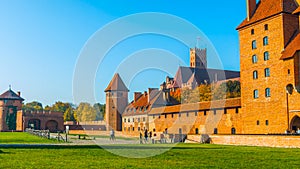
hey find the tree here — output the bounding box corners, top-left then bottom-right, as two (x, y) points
(93, 103), (105, 121)
(64, 107), (76, 122)
(75, 103), (96, 122)
(22, 101), (43, 111)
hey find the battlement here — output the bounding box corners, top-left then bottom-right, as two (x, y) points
(23, 110), (63, 117)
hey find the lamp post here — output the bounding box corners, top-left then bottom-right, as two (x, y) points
(286, 84), (294, 132)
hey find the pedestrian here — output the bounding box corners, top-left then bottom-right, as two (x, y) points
(149, 131), (153, 144)
(110, 129), (115, 141)
(139, 132), (143, 144)
(144, 129), (148, 142)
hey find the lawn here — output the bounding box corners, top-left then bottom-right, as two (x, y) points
(1, 144), (300, 168)
(0, 132), (59, 144)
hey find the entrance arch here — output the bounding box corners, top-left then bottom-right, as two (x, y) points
(45, 120), (58, 132)
(291, 116), (300, 132)
(28, 119), (41, 130)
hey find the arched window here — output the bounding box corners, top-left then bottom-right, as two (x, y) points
(265, 68), (270, 77)
(265, 88), (271, 97)
(252, 40), (257, 49)
(253, 71), (258, 79)
(251, 29), (255, 35)
(254, 89), (259, 99)
(264, 51), (269, 61)
(263, 36), (269, 46)
(252, 55), (258, 63)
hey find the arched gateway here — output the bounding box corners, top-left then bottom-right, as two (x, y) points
(291, 116), (300, 132)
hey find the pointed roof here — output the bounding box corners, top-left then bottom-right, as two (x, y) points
(104, 73), (129, 92)
(281, 33), (300, 60)
(293, 6), (300, 14)
(237, 0), (298, 30)
(0, 89), (24, 101)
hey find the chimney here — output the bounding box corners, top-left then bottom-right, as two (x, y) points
(17, 91), (21, 96)
(247, 0), (256, 21)
(134, 92), (142, 102)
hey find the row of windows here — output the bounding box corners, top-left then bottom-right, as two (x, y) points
(251, 24), (269, 35)
(124, 117), (146, 123)
(123, 126), (147, 132)
(153, 108), (239, 119)
(254, 88), (271, 99)
(253, 68), (270, 79)
(257, 120), (269, 126)
(252, 36), (268, 49)
(252, 51), (269, 63)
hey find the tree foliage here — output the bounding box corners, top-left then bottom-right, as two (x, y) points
(22, 101), (43, 111)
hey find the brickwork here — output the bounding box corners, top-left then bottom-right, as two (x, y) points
(238, 1), (300, 134)
(188, 135), (300, 148)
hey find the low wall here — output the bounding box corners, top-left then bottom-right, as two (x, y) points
(187, 135), (300, 148)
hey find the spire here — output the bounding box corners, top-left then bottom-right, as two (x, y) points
(9, 85), (11, 90)
(105, 73), (129, 92)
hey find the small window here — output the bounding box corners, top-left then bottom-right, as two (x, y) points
(251, 29), (255, 35)
(252, 40), (257, 49)
(186, 112), (189, 117)
(214, 110), (217, 115)
(264, 51), (269, 61)
(288, 69), (291, 75)
(124, 118), (126, 123)
(253, 71), (258, 79)
(165, 114), (167, 118)
(132, 127), (134, 131)
(172, 114), (174, 118)
(214, 128), (218, 134)
(266, 120), (269, 126)
(236, 108), (239, 114)
(138, 127), (140, 131)
(204, 111), (207, 116)
(159, 115), (161, 119)
(254, 90), (259, 99)
(132, 118), (135, 122)
(263, 36), (269, 46)
(257, 120), (260, 125)
(265, 68), (270, 77)
(179, 113), (181, 117)
(153, 128), (156, 132)
(143, 117), (146, 122)
(265, 88), (271, 97)
(195, 112), (198, 116)
(252, 55), (258, 63)
(224, 109), (227, 114)
(264, 24), (268, 31)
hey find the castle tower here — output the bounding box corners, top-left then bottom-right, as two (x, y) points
(0, 87), (24, 131)
(190, 47), (207, 69)
(237, 0), (299, 134)
(104, 73), (128, 131)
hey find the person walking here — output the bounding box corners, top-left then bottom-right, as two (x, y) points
(144, 129), (148, 143)
(110, 129), (115, 141)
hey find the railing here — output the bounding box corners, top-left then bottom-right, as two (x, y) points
(25, 128), (68, 142)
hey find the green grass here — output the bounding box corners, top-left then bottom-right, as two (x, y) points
(0, 132), (59, 144)
(1, 144), (300, 168)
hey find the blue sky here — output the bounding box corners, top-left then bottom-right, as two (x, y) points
(0, 0), (245, 106)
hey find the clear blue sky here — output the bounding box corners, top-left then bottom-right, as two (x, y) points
(0, 0), (246, 106)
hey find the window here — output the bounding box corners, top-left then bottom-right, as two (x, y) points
(172, 114), (174, 118)
(251, 29), (255, 35)
(159, 115), (161, 119)
(143, 117), (146, 122)
(253, 71), (258, 79)
(132, 127), (134, 131)
(195, 112), (198, 116)
(264, 51), (269, 61)
(138, 118), (140, 122)
(179, 113), (181, 117)
(128, 118), (131, 123)
(252, 40), (257, 49)
(138, 127), (140, 131)
(252, 55), (258, 63)
(186, 112), (189, 117)
(254, 90), (259, 99)
(224, 109), (227, 114)
(257, 120), (260, 125)
(204, 111), (207, 116)
(165, 114), (167, 118)
(263, 36), (268, 46)
(288, 69), (291, 75)
(266, 120), (269, 126)
(265, 68), (270, 77)
(236, 108), (239, 114)
(264, 24), (268, 31)
(132, 118), (135, 122)
(214, 110), (217, 115)
(265, 88), (271, 97)
(124, 118), (126, 123)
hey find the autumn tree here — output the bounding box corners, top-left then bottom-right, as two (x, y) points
(22, 101), (43, 111)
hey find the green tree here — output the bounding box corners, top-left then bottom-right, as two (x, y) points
(93, 103), (105, 120)
(22, 101), (43, 111)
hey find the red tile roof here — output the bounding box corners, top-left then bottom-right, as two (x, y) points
(281, 33), (300, 60)
(237, 0), (298, 30)
(0, 89), (24, 101)
(104, 73), (129, 92)
(149, 98), (241, 115)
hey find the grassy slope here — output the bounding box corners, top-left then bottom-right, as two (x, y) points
(1, 144), (300, 168)
(0, 132), (58, 144)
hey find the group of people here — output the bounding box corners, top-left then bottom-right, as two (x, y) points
(139, 129), (154, 144)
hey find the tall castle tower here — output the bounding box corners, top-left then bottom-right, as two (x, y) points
(105, 73), (128, 131)
(0, 87), (24, 131)
(237, 0), (299, 134)
(190, 47), (207, 69)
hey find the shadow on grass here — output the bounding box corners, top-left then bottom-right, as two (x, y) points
(0, 150), (13, 154)
(0, 144), (224, 150)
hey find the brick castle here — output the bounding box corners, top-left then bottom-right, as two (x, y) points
(105, 0), (300, 136)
